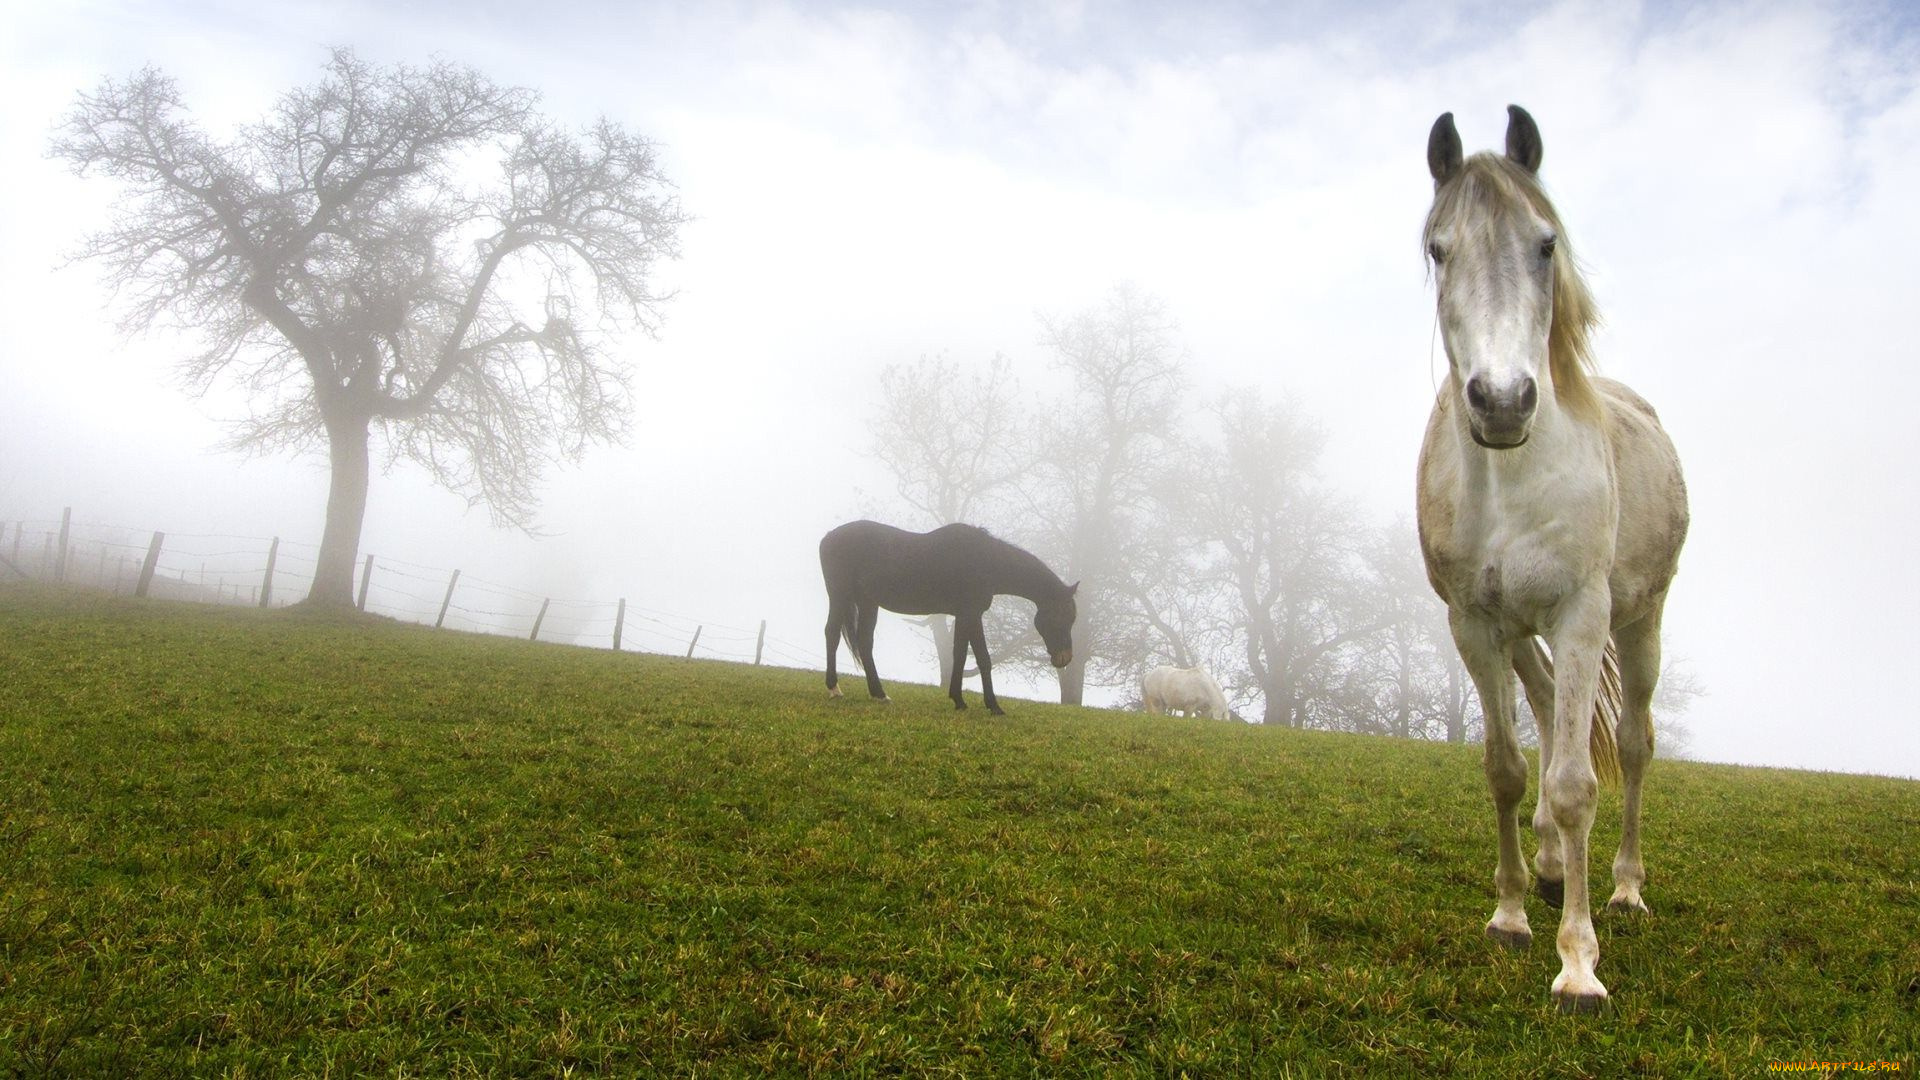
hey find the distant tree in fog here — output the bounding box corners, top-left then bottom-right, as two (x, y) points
(1015, 285), (1188, 705)
(1177, 393), (1380, 727)
(1341, 521), (1473, 742)
(1651, 657), (1705, 759)
(867, 352), (1028, 684)
(52, 49), (686, 607)
(870, 352), (1026, 527)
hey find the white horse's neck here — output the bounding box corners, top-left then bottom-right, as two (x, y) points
(1444, 380), (1618, 624)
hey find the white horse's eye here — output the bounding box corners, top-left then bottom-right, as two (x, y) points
(1539, 234), (1557, 260)
(1428, 240), (1446, 264)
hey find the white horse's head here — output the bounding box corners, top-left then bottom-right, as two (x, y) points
(1424, 105), (1598, 449)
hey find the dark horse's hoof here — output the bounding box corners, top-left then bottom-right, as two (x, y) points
(987, 705), (1006, 717)
(953, 700), (967, 711)
(1536, 877), (1564, 909)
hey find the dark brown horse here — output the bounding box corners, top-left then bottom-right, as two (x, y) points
(820, 520), (1077, 715)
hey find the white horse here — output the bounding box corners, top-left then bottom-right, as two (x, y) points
(1417, 106), (1688, 1013)
(1142, 665), (1231, 721)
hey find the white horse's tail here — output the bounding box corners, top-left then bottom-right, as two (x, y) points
(1592, 640), (1623, 789)
(1526, 638), (1622, 789)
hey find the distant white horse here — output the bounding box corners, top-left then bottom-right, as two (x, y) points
(1141, 665), (1231, 721)
(1418, 106), (1688, 1013)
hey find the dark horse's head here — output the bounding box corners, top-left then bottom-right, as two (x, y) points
(1035, 582), (1079, 668)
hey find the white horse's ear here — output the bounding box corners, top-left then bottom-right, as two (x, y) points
(1505, 104), (1543, 173)
(1428, 112), (1462, 185)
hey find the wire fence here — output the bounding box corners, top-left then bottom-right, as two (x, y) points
(0, 509), (823, 671)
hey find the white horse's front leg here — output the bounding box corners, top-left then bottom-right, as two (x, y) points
(1453, 613), (1531, 949)
(1544, 591), (1612, 1012)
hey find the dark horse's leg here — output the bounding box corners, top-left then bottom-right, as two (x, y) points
(948, 612), (972, 710)
(856, 602), (888, 701)
(969, 612), (1003, 716)
(824, 594), (852, 697)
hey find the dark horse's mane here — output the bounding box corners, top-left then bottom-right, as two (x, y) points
(912, 523), (1070, 598)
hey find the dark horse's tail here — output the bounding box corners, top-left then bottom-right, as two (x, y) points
(839, 610), (865, 674)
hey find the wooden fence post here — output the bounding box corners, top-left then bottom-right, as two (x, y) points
(436, 569), (460, 628)
(135, 531), (165, 598)
(613, 598), (626, 651)
(685, 625), (702, 658)
(55, 507), (71, 583)
(755, 620), (767, 665)
(258, 537), (280, 608)
(530, 598), (551, 641)
(356, 555), (374, 611)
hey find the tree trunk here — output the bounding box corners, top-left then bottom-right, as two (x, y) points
(1445, 662), (1467, 744)
(1262, 677), (1300, 728)
(1056, 653), (1086, 706)
(1260, 677), (1283, 726)
(305, 412), (373, 607)
(928, 615), (955, 687)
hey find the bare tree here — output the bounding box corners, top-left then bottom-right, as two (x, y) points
(1651, 656), (1705, 760)
(52, 50), (687, 606)
(1016, 284), (1187, 705)
(1342, 520), (1473, 741)
(1181, 392), (1381, 727)
(866, 351), (1028, 683)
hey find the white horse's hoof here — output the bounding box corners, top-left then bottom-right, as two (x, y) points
(1551, 969), (1609, 1014)
(1536, 877), (1564, 909)
(1606, 895), (1650, 915)
(1553, 990), (1610, 1015)
(1485, 924), (1531, 950)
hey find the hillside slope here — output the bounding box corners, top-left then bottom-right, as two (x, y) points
(2, 585), (1914, 1076)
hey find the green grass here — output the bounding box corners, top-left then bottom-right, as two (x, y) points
(1, 584), (1915, 1077)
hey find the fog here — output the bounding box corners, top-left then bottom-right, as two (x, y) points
(3, 1), (1916, 778)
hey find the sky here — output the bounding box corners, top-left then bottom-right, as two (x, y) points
(3, 0), (1917, 778)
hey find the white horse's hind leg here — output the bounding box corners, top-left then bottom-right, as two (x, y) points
(1512, 640), (1564, 906)
(1454, 614), (1532, 949)
(1543, 591), (1612, 1012)
(1608, 610), (1662, 914)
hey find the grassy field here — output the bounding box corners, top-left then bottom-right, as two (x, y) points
(1, 584), (1915, 1077)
